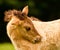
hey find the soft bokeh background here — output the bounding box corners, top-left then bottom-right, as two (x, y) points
(0, 0), (60, 50)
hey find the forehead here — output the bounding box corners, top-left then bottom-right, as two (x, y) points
(12, 10), (32, 25)
(13, 10), (27, 20)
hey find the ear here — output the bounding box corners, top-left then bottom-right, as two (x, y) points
(22, 6), (28, 15)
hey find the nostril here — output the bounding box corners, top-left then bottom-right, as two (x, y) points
(34, 39), (38, 42)
(33, 36), (41, 43)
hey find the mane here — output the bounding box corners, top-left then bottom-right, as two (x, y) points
(4, 9), (40, 22)
(4, 9), (25, 22)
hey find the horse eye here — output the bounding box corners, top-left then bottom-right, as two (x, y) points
(25, 27), (31, 31)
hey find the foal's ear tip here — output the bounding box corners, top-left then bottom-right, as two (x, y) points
(22, 5), (29, 15)
(25, 5), (28, 8)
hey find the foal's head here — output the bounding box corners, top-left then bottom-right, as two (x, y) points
(4, 6), (41, 43)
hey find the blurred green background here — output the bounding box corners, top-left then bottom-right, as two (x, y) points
(0, 0), (60, 50)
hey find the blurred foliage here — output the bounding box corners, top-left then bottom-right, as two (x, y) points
(0, 0), (60, 20)
(0, 0), (60, 43)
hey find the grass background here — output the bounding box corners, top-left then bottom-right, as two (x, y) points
(0, 43), (15, 50)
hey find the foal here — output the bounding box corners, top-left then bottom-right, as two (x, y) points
(4, 6), (60, 50)
(4, 6), (41, 50)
